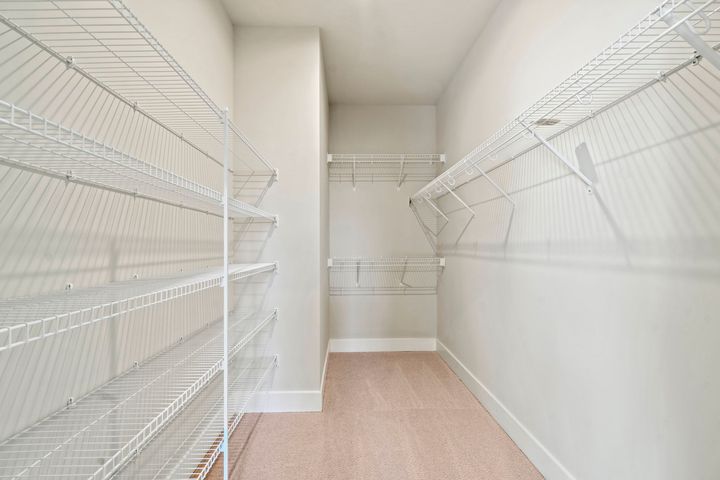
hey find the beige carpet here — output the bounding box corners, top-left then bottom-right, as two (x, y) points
(216, 352), (543, 480)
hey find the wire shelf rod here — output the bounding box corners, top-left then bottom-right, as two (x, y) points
(0, 101), (278, 222)
(0, 1), (276, 176)
(0, 263), (277, 352)
(328, 257), (445, 296)
(0, 310), (278, 480)
(412, 0), (720, 203)
(114, 355), (277, 480)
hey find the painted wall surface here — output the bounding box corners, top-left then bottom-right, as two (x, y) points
(0, 0), (240, 440)
(329, 105), (438, 339)
(233, 27), (327, 393)
(124, 0), (235, 114)
(435, 1), (720, 480)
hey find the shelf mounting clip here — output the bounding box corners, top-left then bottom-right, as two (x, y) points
(661, 4), (720, 72)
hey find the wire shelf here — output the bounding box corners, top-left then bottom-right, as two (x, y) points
(0, 0), (275, 178)
(0, 309), (277, 480)
(328, 154), (444, 187)
(0, 263), (277, 352)
(328, 257), (445, 295)
(0, 101), (277, 222)
(411, 0), (720, 208)
(115, 355), (277, 480)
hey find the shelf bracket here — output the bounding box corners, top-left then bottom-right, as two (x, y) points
(662, 7), (720, 72)
(519, 120), (593, 188)
(399, 257), (409, 288)
(397, 158), (406, 189)
(440, 181), (476, 217)
(465, 162), (516, 206)
(423, 195), (449, 222)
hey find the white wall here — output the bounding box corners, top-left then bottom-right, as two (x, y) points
(233, 27), (328, 398)
(435, 1), (720, 480)
(0, 0), (239, 439)
(329, 105), (437, 340)
(124, 0), (235, 113)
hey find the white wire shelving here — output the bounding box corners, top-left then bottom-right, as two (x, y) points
(0, 0), (277, 181)
(411, 0), (720, 220)
(328, 154), (444, 188)
(0, 101), (277, 223)
(0, 2), (281, 480)
(0, 263), (276, 352)
(328, 257), (445, 295)
(115, 355), (277, 480)
(0, 310), (277, 480)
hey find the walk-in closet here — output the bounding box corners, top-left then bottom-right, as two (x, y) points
(0, 1), (718, 479)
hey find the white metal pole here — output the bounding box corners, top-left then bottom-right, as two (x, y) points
(222, 107), (230, 480)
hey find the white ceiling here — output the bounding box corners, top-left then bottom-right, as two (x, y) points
(221, 0), (502, 104)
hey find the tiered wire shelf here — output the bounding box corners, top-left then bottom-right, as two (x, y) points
(0, 1), (281, 479)
(0, 263), (276, 352)
(328, 257), (445, 295)
(328, 154), (444, 188)
(410, 0), (720, 232)
(0, 101), (276, 222)
(115, 355), (277, 480)
(0, 310), (277, 480)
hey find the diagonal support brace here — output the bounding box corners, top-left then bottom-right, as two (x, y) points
(520, 120), (593, 187)
(464, 162), (516, 206)
(440, 181), (476, 217)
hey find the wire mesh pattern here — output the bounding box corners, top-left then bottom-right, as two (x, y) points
(0, 101), (276, 222)
(0, 263), (277, 352)
(328, 257), (445, 295)
(0, 310), (277, 480)
(115, 355), (277, 480)
(328, 154), (444, 186)
(412, 0), (720, 208)
(0, 0), (275, 178)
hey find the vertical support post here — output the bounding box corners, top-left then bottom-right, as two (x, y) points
(222, 108), (230, 480)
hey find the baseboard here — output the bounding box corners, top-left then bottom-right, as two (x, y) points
(329, 337), (437, 352)
(437, 340), (577, 480)
(248, 339), (330, 413)
(249, 390), (322, 413)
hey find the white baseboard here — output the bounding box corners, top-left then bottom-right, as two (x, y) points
(436, 340), (577, 480)
(329, 337), (437, 352)
(249, 389), (322, 413)
(248, 339), (330, 413)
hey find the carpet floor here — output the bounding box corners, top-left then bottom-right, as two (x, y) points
(218, 352), (543, 480)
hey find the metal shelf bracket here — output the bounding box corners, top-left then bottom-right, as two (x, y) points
(519, 120), (593, 189)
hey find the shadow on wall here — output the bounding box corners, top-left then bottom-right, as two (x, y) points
(415, 63), (720, 281)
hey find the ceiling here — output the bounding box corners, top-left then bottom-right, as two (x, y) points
(221, 0), (502, 104)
